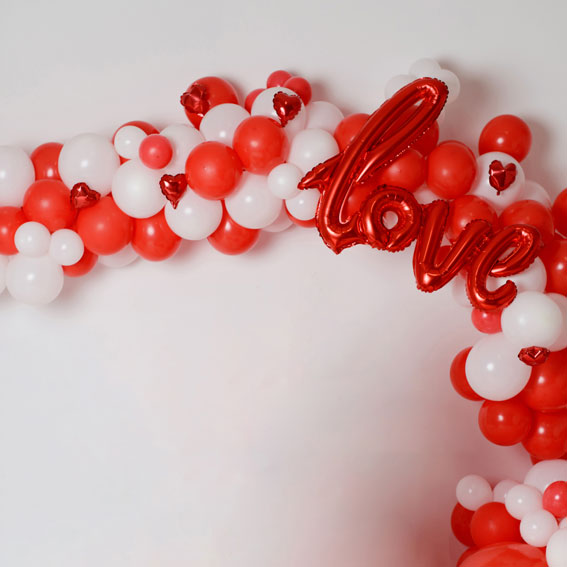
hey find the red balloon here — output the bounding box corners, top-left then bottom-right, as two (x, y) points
(333, 113), (369, 151)
(470, 502), (522, 548)
(208, 206), (259, 255)
(132, 209), (181, 261)
(266, 70), (292, 88)
(30, 142), (62, 180)
(457, 548), (478, 566)
(185, 141), (243, 200)
(452, 503), (475, 547)
(520, 349), (567, 411)
(540, 238), (567, 295)
(479, 115), (532, 162)
(542, 481), (567, 518)
(180, 76), (239, 128)
(375, 148), (426, 192)
(76, 196), (133, 255)
(23, 179), (77, 232)
(233, 116), (288, 174)
(283, 76), (312, 105)
(450, 347), (483, 401)
(500, 200), (555, 245)
(0, 206), (26, 255)
(138, 134), (173, 170)
(522, 409), (567, 459)
(478, 398), (533, 446)
(427, 141), (477, 199)
(62, 248), (98, 277)
(471, 308), (502, 334)
(411, 121), (439, 157)
(461, 543), (547, 567)
(244, 88), (263, 112)
(552, 189), (567, 237)
(447, 196), (498, 242)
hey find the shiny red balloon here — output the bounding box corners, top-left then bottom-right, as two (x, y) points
(375, 148), (426, 192)
(478, 398), (533, 446)
(471, 308), (502, 334)
(138, 134), (173, 170)
(500, 200), (555, 245)
(552, 189), (567, 237)
(451, 503), (475, 547)
(132, 210), (181, 261)
(540, 238), (567, 295)
(0, 206), (26, 255)
(450, 347), (483, 401)
(542, 481), (567, 518)
(522, 409), (567, 459)
(23, 179), (77, 232)
(208, 206), (259, 255)
(333, 113), (369, 151)
(283, 76), (312, 105)
(470, 502), (522, 548)
(447, 196), (498, 242)
(427, 141), (477, 199)
(76, 196), (134, 255)
(62, 248), (98, 277)
(266, 70), (292, 88)
(244, 88), (263, 112)
(457, 548), (479, 566)
(460, 543), (547, 567)
(30, 142), (62, 180)
(520, 349), (567, 411)
(479, 115), (532, 162)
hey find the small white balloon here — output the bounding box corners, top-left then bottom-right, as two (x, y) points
(470, 152), (525, 212)
(161, 124), (205, 174)
(522, 180), (552, 208)
(267, 163), (302, 199)
(465, 333), (532, 400)
(98, 244), (138, 268)
(288, 128), (339, 174)
(58, 133), (120, 196)
(487, 257), (547, 294)
(505, 484), (543, 519)
(501, 291), (563, 349)
(493, 479), (519, 503)
(547, 293), (567, 351)
(111, 159), (165, 219)
(434, 69), (461, 104)
(14, 222), (51, 257)
(0, 146), (35, 207)
(525, 460), (567, 493)
(225, 173), (283, 230)
(520, 509), (558, 547)
(285, 188), (320, 221)
(409, 57), (442, 78)
(48, 229), (84, 266)
(251, 87), (307, 139)
(305, 101), (344, 133)
(263, 206), (293, 233)
(451, 275), (472, 308)
(164, 190), (222, 240)
(547, 528), (567, 567)
(457, 475), (493, 511)
(199, 103), (249, 145)
(6, 255), (64, 305)
(113, 125), (147, 159)
(0, 254), (8, 294)
(385, 74), (414, 99)
(414, 185), (439, 205)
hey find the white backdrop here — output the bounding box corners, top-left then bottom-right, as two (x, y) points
(1, 1), (566, 566)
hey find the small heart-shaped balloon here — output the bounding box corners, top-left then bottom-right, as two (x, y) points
(489, 160), (517, 194)
(518, 346), (550, 366)
(160, 174), (187, 209)
(180, 83), (209, 116)
(273, 91), (302, 127)
(70, 182), (101, 209)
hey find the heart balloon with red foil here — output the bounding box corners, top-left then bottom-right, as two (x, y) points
(70, 182), (101, 209)
(160, 174), (187, 209)
(273, 91), (302, 126)
(488, 159), (517, 194)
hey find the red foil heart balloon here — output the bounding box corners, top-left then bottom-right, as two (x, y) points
(160, 173), (187, 209)
(70, 182), (101, 209)
(273, 91), (302, 126)
(180, 83), (209, 116)
(518, 346), (551, 366)
(489, 160), (517, 194)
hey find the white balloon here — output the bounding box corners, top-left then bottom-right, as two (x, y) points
(465, 333), (531, 400)
(493, 479), (519, 503)
(267, 163), (302, 199)
(98, 244), (138, 268)
(59, 133), (120, 196)
(470, 152), (525, 211)
(305, 101), (344, 133)
(161, 124), (205, 174)
(560, 518), (567, 529)
(433, 69), (461, 104)
(111, 159), (165, 219)
(525, 460), (567, 493)
(288, 128), (339, 174)
(547, 528), (567, 567)
(409, 57), (441, 78)
(164, 190), (222, 240)
(225, 173), (282, 229)
(501, 291), (563, 349)
(451, 276), (472, 308)
(263, 206), (293, 233)
(456, 475), (493, 511)
(113, 125), (147, 159)
(487, 257), (547, 294)
(522, 180), (552, 208)
(48, 229), (84, 266)
(251, 87), (307, 139)
(285, 188), (320, 221)
(199, 103), (249, 145)
(6, 255), (64, 305)
(414, 185), (439, 205)
(0, 146), (35, 207)
(385, 74), (414, 99)
(547, 293), (567, 351)
(14, 222), (51, 257)
(505, 484), (543, 519)
(521, 510), (558, 547)
(0, 254), (8, 294)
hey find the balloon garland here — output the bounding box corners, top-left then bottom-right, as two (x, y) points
(0, 58), (566, 566)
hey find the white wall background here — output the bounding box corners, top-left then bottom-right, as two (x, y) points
(0, 1), (566, 565)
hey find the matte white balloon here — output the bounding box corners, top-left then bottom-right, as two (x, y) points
(285, 188), (320, 221)
(487, 257), (547, 294)
(48, 229), (84, 266)
(547, 293), (567, 351)
(111, 159), (165, 219)
(14, 222), (51, 257)
(0, 254), (7, 294)
(414, 185), (439, 205)
(457, 475), (493, 511)
(113, 125), (147, 160)
(465, 333), (531, 400)
(505, 484), (543, 519)
(385, 74), (414, 99)
(263, 206), (293, 233)
(98, 244), (138, 268)
(164, 190), (222, 240)
(501, 291), (563, 349)
(251, 87), (307, 138)
(288, 128), (339, 174)
(6, 255), (64, 305)
(434, 69), (461, 104)
(267, 163), (302, 199)
(520, 510), (558, 547)
(409, 57), (441, 78)
(525, 460), (567, 493)
(547, 528), (567, 567)
(493, 479), (519, 503)
(0, 146), (35, 207)
(522, 180), (552, 208)
(161, 124), (205, 175)
(560, 518), (567, 529)
(58, 133), (120, 196)
(306, 101), (344, 133)
(470, 152), (525, 211)
(199, 103), (249, 145)
(225, 173), (283, 230)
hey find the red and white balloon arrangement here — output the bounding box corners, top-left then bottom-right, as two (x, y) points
(0, 59), (566, 567)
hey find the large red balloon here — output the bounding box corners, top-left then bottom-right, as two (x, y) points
(23, 179), (77, 232)
(132, 209), (181, 261)
(522, 409), (567, 460)
(470, 502), (522, 548)
(540, 238), (567, 295)
(30, 142), (62, 180)
(461, 543), (547, 567)
(478, 115), (532, 162)
(478, 398), (533, 446)
(451, 503), (475, 547)
(208, 206), (259, 255)
(0, 206), (26, 254)
(450, 347), (483, 401)
(520, 349), (567, 411)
